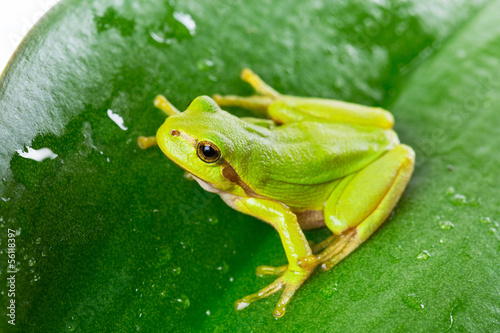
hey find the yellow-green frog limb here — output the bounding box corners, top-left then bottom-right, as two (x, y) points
(142, 69), (415, 318)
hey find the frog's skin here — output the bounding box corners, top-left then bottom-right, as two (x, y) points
(138, 69), (415, 318)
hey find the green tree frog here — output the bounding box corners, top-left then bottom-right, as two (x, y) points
(138, 69), (415, 318)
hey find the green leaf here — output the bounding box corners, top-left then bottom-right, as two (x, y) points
(1, 0), (499, 331)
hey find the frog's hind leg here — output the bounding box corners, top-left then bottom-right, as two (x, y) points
(300, 144), (415, 271)
(213, 68), (280, 115)
(215, 68), (394, 128)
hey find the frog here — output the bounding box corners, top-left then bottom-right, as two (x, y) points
(138, 68), (415, 318)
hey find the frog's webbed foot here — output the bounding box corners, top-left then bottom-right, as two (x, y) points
(235, 266), (315, 317)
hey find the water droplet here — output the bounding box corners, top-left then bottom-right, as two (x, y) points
(216, 261), (229, 273)
(229, 277), (234, 282)
(197, 59), (214, 72)
(28, 258), (36, 266)
(445, 187), (456, 195)
(94, 7), (135, 36)
(450, 194), (467, 206)
(172, 267), (181, 275)
(150, 32), (175, 45)
(175, 294), (190, 309)
(480, 217), (491, 224)
(235, 300), (249, 310)
(488, 228), (497, 235)
(402, 293), (425, 311)
(65, 321), (77, 332)
(17, 147), (58, 162)
(206, 310), (211, 315)
(417, 250), (431, 260)
(149, 11), (196, 46)
(440, 239), (445, 244)
(107, 109), (128, 131)
(33, 274), (40, 282)
(173, 12), (196, 35)
(320, 282), (338, 299)
(439, 221), (455, 230)
(208, 217), (218, 225)
(35, 237), (41, 245)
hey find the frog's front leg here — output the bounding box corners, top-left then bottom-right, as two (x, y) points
(300, 144), (415, 270)
(231, 197), (319, 317)
(138, 95), (182, 149)
(214, 68), (394, 128)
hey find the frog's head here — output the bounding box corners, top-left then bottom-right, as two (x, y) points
(156, 95), (249, 193)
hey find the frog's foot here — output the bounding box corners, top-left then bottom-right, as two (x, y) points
(298, 229), (357, 270)
(311, 234), (339, 253)
(320, 232), (363, 271)
(240, 68), (280, 97)
(255, 264), (288, 277)
(137, 136), (157, 149)
(235, 266), (315, 318)
(212, 94), (274, 115)
(213, 68), (280, 115)
(154, 95), (181, 116)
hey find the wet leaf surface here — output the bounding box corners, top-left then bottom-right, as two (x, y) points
(1, 0), (499, 331)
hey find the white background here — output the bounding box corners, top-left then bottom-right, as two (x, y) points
(0, 0), (59, 73)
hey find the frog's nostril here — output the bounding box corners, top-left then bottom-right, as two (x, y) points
(171, 129), (180, 136)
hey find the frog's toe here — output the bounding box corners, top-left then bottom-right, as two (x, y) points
(255, 264), (288, 277)
(235, 267), (314, 317)
(272, 272), (310, 317)
(298, 234), (352, 269)
(316, 229), (362, 271)
(310, 234), (339, 252)
(137, 136), (157, 149)
(234, 278), (284, 311)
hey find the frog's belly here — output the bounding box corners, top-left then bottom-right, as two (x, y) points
(192, 174), (326, 230)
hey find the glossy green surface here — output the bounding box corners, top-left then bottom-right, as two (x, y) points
(0, 0), (499, 331)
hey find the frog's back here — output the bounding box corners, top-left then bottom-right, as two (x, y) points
(236, 121), (399, 211)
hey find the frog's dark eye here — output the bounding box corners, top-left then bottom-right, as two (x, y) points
(196, 141), (221, 163)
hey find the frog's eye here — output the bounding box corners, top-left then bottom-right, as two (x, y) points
(196, 141), (221, 163)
